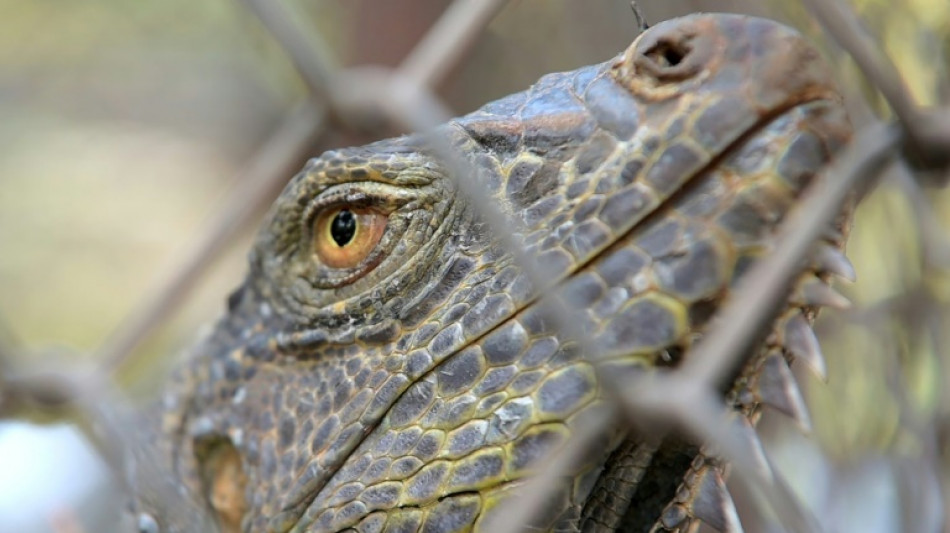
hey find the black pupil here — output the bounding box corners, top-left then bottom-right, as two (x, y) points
(330, 209), (357, 246)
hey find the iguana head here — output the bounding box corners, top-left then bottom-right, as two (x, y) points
(128, 13), (852, 533)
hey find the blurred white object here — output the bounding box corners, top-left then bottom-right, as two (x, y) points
(0, 421), (120, 533)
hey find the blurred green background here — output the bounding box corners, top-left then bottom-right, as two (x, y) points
(0, 1), (948, 532)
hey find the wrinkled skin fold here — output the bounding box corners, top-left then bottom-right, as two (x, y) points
(127, 13), (853, 533)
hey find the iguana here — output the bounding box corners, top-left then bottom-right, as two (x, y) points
(127, 13), (854, 533)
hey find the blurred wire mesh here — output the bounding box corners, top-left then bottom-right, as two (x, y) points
(0, 0), (948, 532)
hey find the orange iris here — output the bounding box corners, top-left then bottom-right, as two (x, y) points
(313, 206), (387, 269)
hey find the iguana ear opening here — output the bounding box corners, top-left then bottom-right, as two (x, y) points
(195, 437), (247, 533)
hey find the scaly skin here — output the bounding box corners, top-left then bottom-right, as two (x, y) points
(128, 14), (853, 533)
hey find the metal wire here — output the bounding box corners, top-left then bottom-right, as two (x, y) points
(2, 0), (948, 531)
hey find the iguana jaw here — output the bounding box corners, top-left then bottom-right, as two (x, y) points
(279, 96), (850, 533)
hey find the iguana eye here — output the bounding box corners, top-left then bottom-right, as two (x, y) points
(313, 206), (387, 269)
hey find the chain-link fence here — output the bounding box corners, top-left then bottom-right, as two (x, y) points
(1, 1), (948, 532)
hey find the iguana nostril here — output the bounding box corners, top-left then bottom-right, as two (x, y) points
(645, 39), (690, 68)
(616, 20), (715, 93)
(636, 35), (701, 82)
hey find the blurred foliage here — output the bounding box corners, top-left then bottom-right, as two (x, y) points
(805, 0), (950, 460)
